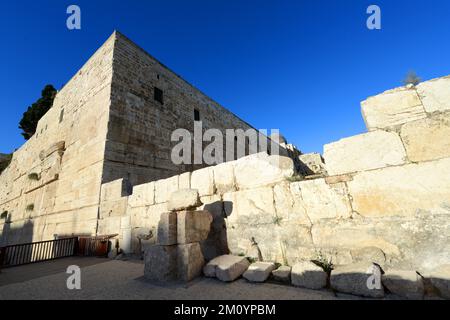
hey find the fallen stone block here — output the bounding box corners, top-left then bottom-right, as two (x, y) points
(428, 264), (450, 299)
(144, 245), (177, 282)
(177, 210), (212, 244)
(157, 212), (177, 245)
(203, 255), (250, 282)
(382, 270), (424, 300)
(243, 262), (276, 283)
(330, 262), (384, 298)
(177, 243), (205, 282)
(272, 266), (292, 283)
(167, 189), (202, 212)
(291, 261), (327, 290)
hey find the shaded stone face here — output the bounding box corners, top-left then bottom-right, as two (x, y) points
(177, 243), (205, 282)
(177, 210), (213, 245)
(291, 261), (327, 290)
(144, 245), (178, 282)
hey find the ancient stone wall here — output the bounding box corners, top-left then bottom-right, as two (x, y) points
(0, 33), (116, 245)
(123, 76), (450, 272)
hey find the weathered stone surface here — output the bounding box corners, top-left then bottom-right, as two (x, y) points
(428, 265), (450, 299)
(291, 261), (327, 290)
(382, 270), (424, 300)
(400, 113), (450, 162)
(167, 189), (202, 212)
(417, 76), (450, 113)
(347, 157), (450, 217)
(177, 242), (205, 282)
(203, 255), (250, 282)
(144, 245), (177, 282)
(177, 210), (212, 244)
(128, 182), (155, 208)
(351, 247), (386, 265)
(361, 87), (426, 131)
(272, 266), (292, 283)
(157, 212), (177, 245)
(234, 153), (295, 189)
(213, 162), (236, 194)
(294, 179), (352, 221)
(298, 153), (326, 175)
(324, 131), (407, 176)
(178, 172), (191, 189)
(330, 263), (385, 298)
(243, 262), (276, 282)
(191, 167), (215, 197)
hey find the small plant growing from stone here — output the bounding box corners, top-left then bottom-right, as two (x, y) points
(247, 257), (257, 264)
(26, 204), (35, 212)
(402, 70), (421, 86)
(28, 173), (41, 181)
(286, 174), (304, 183)
(1, 210), (8, 219)
(311, 251), (334, 273)
(273, 216), (283, 226)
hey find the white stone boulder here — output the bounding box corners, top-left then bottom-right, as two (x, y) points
(243, 262), (276, 282)
(382, 270), (424, 300)
(291, 261), (328, 290)
(272, 266), (292, 283)
(203, 255), (250, 282)
(177, 210), (213, 244)
(330, 262), (385, 298)
(167, 189), (202, 212)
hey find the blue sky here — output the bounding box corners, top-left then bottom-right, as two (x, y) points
(1, 0), (450, 154)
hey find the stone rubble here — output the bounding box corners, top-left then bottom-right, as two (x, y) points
(291, 261), (328, 290)
(243, 262), (277, 283)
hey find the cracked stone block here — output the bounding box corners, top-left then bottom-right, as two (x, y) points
(177, 210), (212, 244)
(167, 189), (202, 212)
(204, 255), (250, 282)
(177, 242), (205, 282)
(157, 212), (177, 245)
(243, 262), (276, 282)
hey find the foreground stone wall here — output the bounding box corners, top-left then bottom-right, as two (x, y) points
(124, 76), (450, 273)
(0, 33), (116, 245)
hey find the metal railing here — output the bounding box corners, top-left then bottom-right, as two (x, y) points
(0, 237), (77, 268)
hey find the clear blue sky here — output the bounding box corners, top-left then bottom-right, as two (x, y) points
(1, 0), (450, 154)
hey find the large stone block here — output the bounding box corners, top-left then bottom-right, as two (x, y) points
(157, 212), (177, 245)
(243, 262), (276, 282)
(416, 76), (450, 113)
(400, 113), (450, 162)
(213, 162), (236, 194)
(144, 245), (178, 282)
(361, 87), (426, 131)
(155, 176), (179, 204)
(291, 261), (327, 290)
(272, 266), (292, 283)
(128, 182), (155, 208)
(177, 210), (213, 244)
(347, 157), (450, 217)
(234, 153), (295, 189)
(177, 243), (205, 282)
(191, 167), (215, 197)
(203, 255), (250, 282)
(330, 263), (385, 298)
(167, 189), (202, 212)
(100, 178), (131, 202)
(382, 270), (424, 300)
(298, 153), (326, 175)
(323, 131), (407, 176)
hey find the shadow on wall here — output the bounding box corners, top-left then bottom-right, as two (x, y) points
(0, 215), (34, 247)
(200, 201), (233, 261)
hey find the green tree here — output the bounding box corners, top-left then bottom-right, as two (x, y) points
(19, 85), (57, 140)
(403, 71), (421, 86)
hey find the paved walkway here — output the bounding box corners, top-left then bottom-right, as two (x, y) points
(0, 257), (359, 300)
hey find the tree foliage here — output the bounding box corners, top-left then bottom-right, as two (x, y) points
(19, 85), (57, 140)
(403, 71), (421, 86)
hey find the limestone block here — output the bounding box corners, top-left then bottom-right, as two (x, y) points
(272, 266), (292, 283)
(203, 255), (250, 281)
(178, 172), (191, 189)
(351, 247), (386, 266)
(190, 167), (215, 197)
(361, 87), (426, 131)
(167, 189), (202, 212)
(429, 265), (450, 299)
(128, 182), (155, 208)
(144, 245), (178, 282)
(323, 131), (407, 176)
(177, 210), (212, 244)
(213, 162), (236, 194)
(100, 198), (128, 218)
(243, 262), (276, 282)
(347, 157), (450, 217)
(291, 261), (327, 290)
(400, 113), (450, 162)
(295, 179), (352, 221)
(274, 182), (310, 224)
(157, 212), (177, 245)
(177, 243), (205, 282)
(416, 76), (450, 113)
(331, 263), (384, 298)
(382, 270), (424, 300)
(234, 153), (295, 189)
(298, 153), (326, 175)
(155, 176), (179, 204)
(101, 178), (131, 202)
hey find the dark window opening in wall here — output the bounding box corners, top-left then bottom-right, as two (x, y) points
(194, 109), (200, 121)
(59, 109), (64, 123)
(157, 74), (160, 80)
(154, 87), (164, 104)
